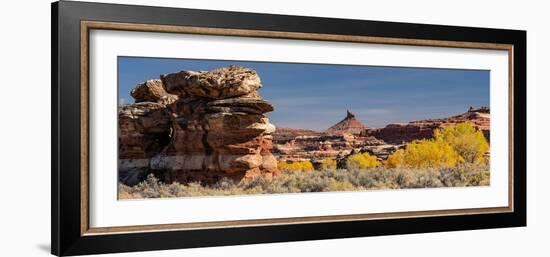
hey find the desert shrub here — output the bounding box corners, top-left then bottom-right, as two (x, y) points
(346, 152), (380, 170)
(350, 168), (401, 189)
(439, 163), (490, 187)
(468, 170), (490, 185)
(288, 174), (331, 192)
(319, 159), (337, 170)
(133, 174), (163, 198)
(434, 123), (489, 164)
(118, 163), (490, 199)
(118, 184), (134, 199)
(407, 168), (445, 188)
(327, 179), (357, 191)
(277, 160), (314, 172)
(212, 177), (237, 191)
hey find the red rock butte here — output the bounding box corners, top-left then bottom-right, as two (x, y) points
(325, 110), (367, 135)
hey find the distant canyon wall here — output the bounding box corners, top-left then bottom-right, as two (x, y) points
(273, 108), (490, 163)
(362, 108), (490, 144)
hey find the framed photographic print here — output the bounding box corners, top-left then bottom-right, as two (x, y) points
(51, 1), (526, 256)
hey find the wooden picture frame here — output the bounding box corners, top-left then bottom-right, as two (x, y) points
(52, 1), (526, 256)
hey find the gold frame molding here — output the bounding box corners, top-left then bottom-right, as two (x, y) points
(80, 20), (514, 236)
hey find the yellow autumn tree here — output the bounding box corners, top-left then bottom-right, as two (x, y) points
(433, 123), (489, 164)
(385, 122), (489, 168)
(398, 139), (461, 168)
(277, 160), (314, 172)
(385, 149), (405, 168)
(319, 159), (337, 170)
(346, 152), (380, 170)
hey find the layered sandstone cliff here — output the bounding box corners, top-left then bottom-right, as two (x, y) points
(363, 107), (490, 144)
(119, 66), (279, 185)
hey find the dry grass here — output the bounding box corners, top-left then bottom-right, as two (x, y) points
(119, 163), (489, 199)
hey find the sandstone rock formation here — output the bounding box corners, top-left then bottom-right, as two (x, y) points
(326, 110), (367, 135)
(119, 66), (279, 185)
(130, 79), (178, 105)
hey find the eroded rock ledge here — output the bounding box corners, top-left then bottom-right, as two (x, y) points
(119, 66), (279, 185)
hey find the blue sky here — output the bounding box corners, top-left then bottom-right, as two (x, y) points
(118, 57), (489, 130)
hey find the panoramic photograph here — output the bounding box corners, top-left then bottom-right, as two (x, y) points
(117, 57), (490, 199)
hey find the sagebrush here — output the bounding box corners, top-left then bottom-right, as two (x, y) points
(119, 164), (489, 199)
